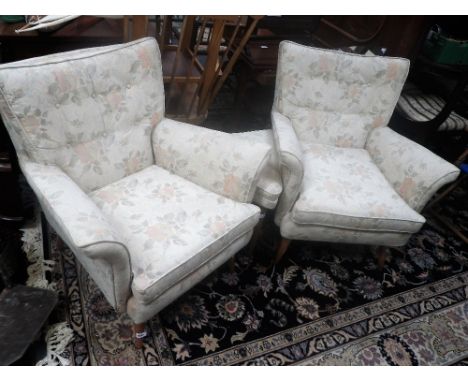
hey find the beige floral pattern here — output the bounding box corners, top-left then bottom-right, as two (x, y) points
(274, 41), (409, 149)
(153, 119), (271, 203)
(366, 127), (460, 212)
(90, 165), (260, 304)
(293, 142), (426, 232)
(233, 130), (283, 210)
(0, 37), (165, 192)
(22, 162), (122, 247)
(271, 111), (304, 226)
(271, 42), (458, 247)
(0, 38), (267, 322)
(21, 161), (132, 310)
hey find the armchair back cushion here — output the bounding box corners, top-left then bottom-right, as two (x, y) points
(274, 41), (409, 148)
(0, 37), (165, 192)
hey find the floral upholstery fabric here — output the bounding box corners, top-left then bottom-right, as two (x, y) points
(153, 118), (271, 203)
(21, 161), (132, 311)
(272, 42), (458, 247)
(90, 165), (260, 305)
(280, 215), (413, 247)
(273, 41), (409, 148)
(0, 38), (165, 192)
(233, 129), (283, 209)
(22, 162), (122, 247)
(0, 38), (268, 322)
(366, 127), (460, 212)
(292, 143), (426, 233)
(271, 111), (304, 225)
(126, 231), (252, 323)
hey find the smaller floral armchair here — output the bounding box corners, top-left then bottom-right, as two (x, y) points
(271, 41), (460, 261)
(0, 38), (272, 346)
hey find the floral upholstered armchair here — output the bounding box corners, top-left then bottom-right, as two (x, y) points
(271, 41), (460, 263)
(0, 38), (272, 347)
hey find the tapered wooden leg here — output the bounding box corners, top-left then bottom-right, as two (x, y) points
(133, 322), (147, 349)
(376, 246), (388, 271)
(275, 238), (291, 264)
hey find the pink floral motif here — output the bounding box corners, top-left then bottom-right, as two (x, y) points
(335, 136), (354, 148)
(371, 115), (385, 128)
(125, 155), (142, 174)
(106, 89), (123, 109)
(399, 177), (416, 200)
(137, 46), (153, 70)
(318, 54), (333, 72)
(145, 223), (174, 241)
(22, 115), (41, 133)
(210, 219), (227, 237)
(53, 69), (74, 93)
(223, 174), (241, 197)
(386, 61), (400, 80)
(151, 111), (162, 127)
(73, 144), (97, 164)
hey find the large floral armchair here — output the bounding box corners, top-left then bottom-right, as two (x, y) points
(271, 41), (460, 262)
(0, 38), (272, 346)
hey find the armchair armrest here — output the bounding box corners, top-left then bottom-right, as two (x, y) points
(365, 127), (460, 212)
(271, 111), (304, 225)
(152, 118), (271, 203)
(21, 161), (131, 310)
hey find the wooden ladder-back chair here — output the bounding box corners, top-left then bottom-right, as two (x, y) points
(156, 16), (262, 123)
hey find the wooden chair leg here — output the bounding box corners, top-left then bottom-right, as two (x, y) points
(133, 322), (147, 349)
(275, 238), (291, 264)
(376, 246), (388, 271)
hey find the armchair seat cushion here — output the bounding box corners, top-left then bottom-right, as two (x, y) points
(233, 129), (282, 209)
(291, 143), (425, 233)
(90, 165), (260, 305)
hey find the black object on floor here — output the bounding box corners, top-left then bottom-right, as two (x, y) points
(0, 285), (57, 365)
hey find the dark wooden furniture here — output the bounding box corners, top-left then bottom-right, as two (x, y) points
(390, 55), (468, 158)
(235, 16), (433, 99)
(159, 16), (262, 123)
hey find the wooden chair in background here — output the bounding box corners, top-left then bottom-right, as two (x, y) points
(153, 16), (262, 123)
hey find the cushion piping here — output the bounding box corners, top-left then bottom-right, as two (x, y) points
(131, 213), (258, 304)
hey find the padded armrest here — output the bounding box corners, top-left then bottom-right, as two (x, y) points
(366, 127), (460, 212)
(21, 161), (132, 310)
(152, 118), (271, 203)
(21, 161), (125, 249)
(271, 111), (304, 225)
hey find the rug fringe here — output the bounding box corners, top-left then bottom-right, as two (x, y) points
(36, 322), (74, 366)
(20, 212), (57, 290)
(20, 212), (73, 365)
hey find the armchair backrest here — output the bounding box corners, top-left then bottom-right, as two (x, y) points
(273, 41), (409, 148)
(0, 37), (165, 192)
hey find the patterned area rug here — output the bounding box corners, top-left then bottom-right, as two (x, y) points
(44, 180), (468, 366)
